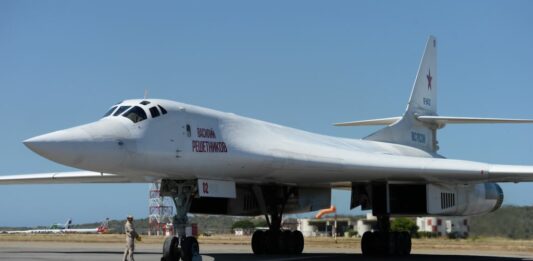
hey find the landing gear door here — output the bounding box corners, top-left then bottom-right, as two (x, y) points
(351, 182), (373, 210)
(197, 179), (236, 199)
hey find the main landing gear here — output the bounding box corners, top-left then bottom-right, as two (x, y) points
(160, 180), (201, 261)
(251, 229), (304, 255)
(251, 186), (305, 255)
(361, 215), (412, 256)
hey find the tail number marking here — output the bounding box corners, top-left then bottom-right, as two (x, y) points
(423, 98), (431, 106)
(411, 131), (426, 144)
(202, 182), (209, 194)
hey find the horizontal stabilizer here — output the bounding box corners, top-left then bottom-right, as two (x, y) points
(334, 117), (401, 127)
(417, 116), (533, 127)
(335, 116), (533, 128)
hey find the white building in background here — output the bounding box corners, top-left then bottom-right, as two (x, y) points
(297, 219), (318, 237)
(297, 218), (353, 237)
(356, 213), (377, 237)
(234, 227), (253, 236)
(416, 217), (469, 238)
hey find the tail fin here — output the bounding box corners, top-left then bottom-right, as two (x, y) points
(335, 36), (533, 152)
(364, 36), (439, 152)
(407, 36), (437, 115)
(97, 218), (110, 234)
(65, 219), (72, 229)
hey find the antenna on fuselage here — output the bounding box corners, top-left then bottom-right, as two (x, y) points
(144, 89), (149, 99)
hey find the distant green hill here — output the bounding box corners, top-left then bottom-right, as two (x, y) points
(69, 215), (251, 235)
(470, 205), (533, 239)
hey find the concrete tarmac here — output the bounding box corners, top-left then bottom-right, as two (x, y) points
(1, 241), (533, 261)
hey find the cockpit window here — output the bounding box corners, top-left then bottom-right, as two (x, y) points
(140, 100), (151, 105)
(113, 106), (131, 116)
(122, 106), (147, 123)
(103, 106), (117, 117)
(149, 106), (160, 118)
(158, 105), (168, 115)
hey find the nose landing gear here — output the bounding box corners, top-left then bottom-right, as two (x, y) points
(160, 180), (201, 261)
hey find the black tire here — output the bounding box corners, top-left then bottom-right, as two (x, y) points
(279, 230), (292, 254)
(264, 230), (279, 254)
(387, 232), (397, 256)
(375, 232), (388, 256)
(293, 230), (304, 254)
(181, 236), (199, 261)
(251, 230), (266, 255)
(162, 236), (180, 261)
(361, 231), (374, 256)
(402, 231), (411, 256)
(391, 232), (402, 256)
(286, 230), (297, 255)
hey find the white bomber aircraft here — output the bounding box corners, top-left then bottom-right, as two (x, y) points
(2, 36), (533, 260)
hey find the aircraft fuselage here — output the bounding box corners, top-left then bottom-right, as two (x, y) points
(25, 99), (495, 186)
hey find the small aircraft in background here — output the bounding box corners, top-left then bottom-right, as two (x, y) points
(49, 218), (72, 230)
(3, 218), (109, 234)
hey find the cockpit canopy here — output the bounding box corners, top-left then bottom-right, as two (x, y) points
(103, 100), (168, 123)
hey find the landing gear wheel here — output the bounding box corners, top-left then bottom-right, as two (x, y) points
(361, 231), (388, 256)
(361, 231), (375, 256)
(361, 231), (412, 256)
(293, 230), (304, 254)
(250, 185), (303, 256)
(264, 230), (279, 254)
(279, 230), (291, 254)
(391, 232), (403, 256)
(390, 231), (412, 256)
(162, 236), (180, 261)
(286, 231), (297, 255)
(386, 232), (396, 256)
(181, 236), (200, 261)
(376, 232), (384, 254)
(251, 230), (266, 254)
(401, 231), (411, 256)
(251, 229), (304, 255)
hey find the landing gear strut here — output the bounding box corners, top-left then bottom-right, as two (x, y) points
(160, 180), (201, 261)
(251, 185), (304, 255)
(361, 215), (411, 256)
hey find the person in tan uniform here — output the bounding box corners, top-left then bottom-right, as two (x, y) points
(123, 215), (139, 261)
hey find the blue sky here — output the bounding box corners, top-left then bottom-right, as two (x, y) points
(1, 1), (532, 226)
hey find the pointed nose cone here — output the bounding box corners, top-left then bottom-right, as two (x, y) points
(24, 120), (131, 171)
(24, 128), (91, 159)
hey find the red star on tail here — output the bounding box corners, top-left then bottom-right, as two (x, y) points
(426, 69), (432, 90)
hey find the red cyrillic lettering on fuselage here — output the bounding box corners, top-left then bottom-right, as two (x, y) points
(192, 140), (228, 153)
(192, 127), (227, 153)
(197, 128), (216, 139)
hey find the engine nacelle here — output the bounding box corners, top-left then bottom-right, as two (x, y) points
(427, 183), (503, 216)
(351, 182), (503, 217)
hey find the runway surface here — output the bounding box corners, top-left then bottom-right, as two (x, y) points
(1, 241), (533, 261)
